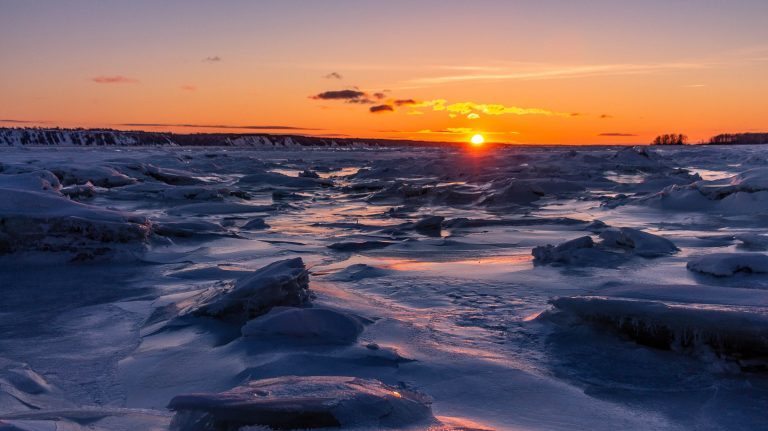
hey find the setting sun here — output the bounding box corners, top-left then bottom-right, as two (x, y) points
(470, 134), (485, 146)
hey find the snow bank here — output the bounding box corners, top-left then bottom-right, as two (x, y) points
(191, 258), (310, 323)
(0, 358), (60, 413)
(687, 253), (768, 276)
(241, 307), (366, 344)
(167, 376), (434, 430)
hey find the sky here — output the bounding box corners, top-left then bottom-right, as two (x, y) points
(1, 0), (767, 144)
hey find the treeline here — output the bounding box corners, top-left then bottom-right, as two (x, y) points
(651, 134), (688, 145)
(707, 133), (768, 145)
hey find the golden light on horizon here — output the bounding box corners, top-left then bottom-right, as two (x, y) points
(470, 134), (485, 146)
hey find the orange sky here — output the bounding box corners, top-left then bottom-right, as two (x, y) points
(1, 1), (767, 144)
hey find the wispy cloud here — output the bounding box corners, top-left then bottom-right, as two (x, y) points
(406, 62), (707, 86)
(324, 72), (343, 79)
(180, 85), (197, 91)
(203, 56), (222, 63)
(409, 99), (571, 117)
(599, 132), (638, 137)
(92, 75), (139, 84)
(0, 119), (48, 124)
(117, 123), (321, 131)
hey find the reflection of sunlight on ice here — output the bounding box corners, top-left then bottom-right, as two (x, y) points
(381, 255), (532, 272)
(434, 415), (500, 431)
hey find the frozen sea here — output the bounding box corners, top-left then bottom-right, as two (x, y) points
(1, 144), (768, 430)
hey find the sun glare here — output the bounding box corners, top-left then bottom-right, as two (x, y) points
(470, 134), (485, 146)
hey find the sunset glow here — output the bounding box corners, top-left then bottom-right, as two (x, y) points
(470, 134), (485, 146)
(1, 1), (768, 144)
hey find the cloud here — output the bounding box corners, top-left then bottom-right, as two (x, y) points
(599, 133), (638, 137)
(407, 62), (707, 86)
(393, 99), (418, 106)
(467, 113), (480, 120)
(324, 72), (343, 79)
(0, 119), (47, 124)
(311, 89), (374, 104)
(180, 85), (197, 91)
(600, 114), (613, 119)
(373, 92), (387, 100)
(117, 123), (321, 131)
(92, 75), (139, 84)
(416, 128), (474, 134)
(370, 104), (394, 113)
(435, 101), (569, 117)
(203, 56), (222, 63)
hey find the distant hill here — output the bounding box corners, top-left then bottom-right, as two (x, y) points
(0, 127), (458, 148)
(707, 133), (768, 145)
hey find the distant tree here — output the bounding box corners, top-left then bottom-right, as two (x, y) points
(651, 133), (688, 145)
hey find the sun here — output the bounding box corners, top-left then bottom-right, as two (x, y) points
(470, 134), (485, 146)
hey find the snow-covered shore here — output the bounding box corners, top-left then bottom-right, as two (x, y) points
(2, 144), (768, 430)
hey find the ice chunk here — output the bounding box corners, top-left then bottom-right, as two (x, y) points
(153, 220), (226, 238)
(412, 215), (444, 236)
(532, 236), (625, 267)
(328, 240), (396, 252)
(167, 376), (434, 430)
(533, 227), (677, 266)
(549, 289), (768, 365)
(48, 165), (136, 188)
(327, 263), (391, 281)
(687, 253), (768, 276)
(0, 188), (150, 255)
(0, 171), (62, 193)
(242, 217), (269, 230)
(142, 164), (205, 185)
(241, 307), (365, 344)
(599, 227), (678, 257)
(238, 171), (331, 188)
(192, 258), (310, 322)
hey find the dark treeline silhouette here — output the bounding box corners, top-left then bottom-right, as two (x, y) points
(0, 127), (461, 148)
(708, 133), (768, 145)
(651, 134), (688, 145)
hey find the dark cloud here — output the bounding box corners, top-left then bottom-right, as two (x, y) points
(600, 114), (613, 119)
(373, 92), (387, 100)
(92, 75), (139, 84)
(312, 89), (366, 100)
(393, 99), (418, 106)
(369, 104), (394, 113)
(117, 123), (321, 131)
(599, 132), (638, 137)
(311, 89), (374, 104)
(324, 72), (343, 79)
(203, 56), (222, 63)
